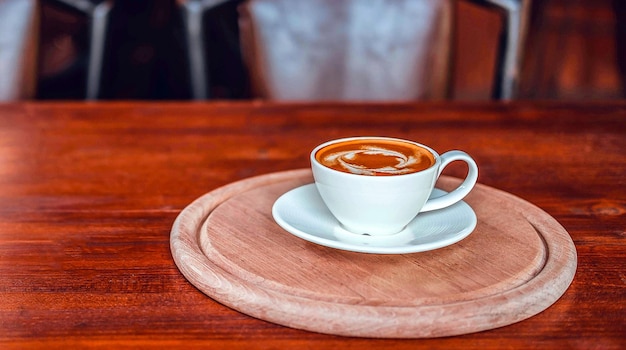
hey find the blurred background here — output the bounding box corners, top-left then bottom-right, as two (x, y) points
(3, 0), (625, 101)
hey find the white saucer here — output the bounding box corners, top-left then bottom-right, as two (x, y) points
(272, 184), (477, 254)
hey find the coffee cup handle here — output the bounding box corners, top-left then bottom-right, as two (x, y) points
(421, 150), (478, 212)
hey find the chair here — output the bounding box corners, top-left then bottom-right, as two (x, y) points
(179, 0), (219, 99)
(480, 0), (530, 99)
(182, 0), (529, 101)
(0, 0), (38, 101)
(179, 0), (248, 99)
(47, 0), (113, 100)
(239, 0), (530, 101)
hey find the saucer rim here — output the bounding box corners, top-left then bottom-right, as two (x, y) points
(271, 183), (477, 254)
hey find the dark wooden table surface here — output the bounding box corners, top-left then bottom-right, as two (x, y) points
(1, 101), (624, 349)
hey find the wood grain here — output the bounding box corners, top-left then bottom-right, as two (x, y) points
(0, 102), (624, 348)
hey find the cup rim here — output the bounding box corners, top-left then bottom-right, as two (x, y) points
(310, 136), (441, 177)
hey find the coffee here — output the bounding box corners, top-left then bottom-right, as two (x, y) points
(315, 138), (435, 176)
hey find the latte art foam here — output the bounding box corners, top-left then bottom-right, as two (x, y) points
(316, 139), (435, 176)
(325, 146), (418, 175)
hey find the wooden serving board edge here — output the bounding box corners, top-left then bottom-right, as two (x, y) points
(170, 169), (577, 338)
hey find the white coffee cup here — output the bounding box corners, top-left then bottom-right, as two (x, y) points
(311, 137), (478, 236)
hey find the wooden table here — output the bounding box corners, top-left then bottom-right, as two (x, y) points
(1, 101), (624, 348)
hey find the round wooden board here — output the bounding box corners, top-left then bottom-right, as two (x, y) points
(170, 169), (577, 338)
